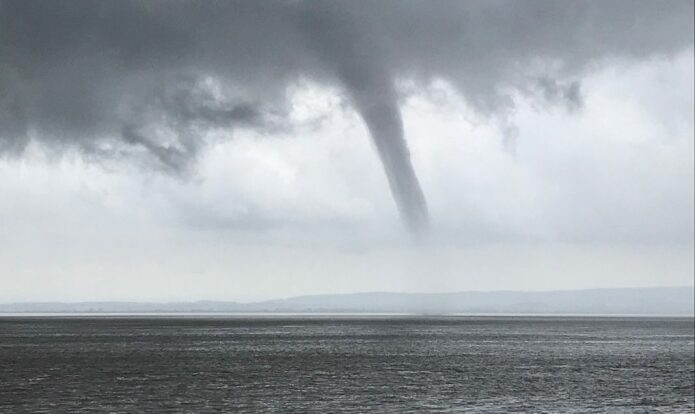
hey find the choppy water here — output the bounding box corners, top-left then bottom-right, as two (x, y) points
(0, 315), (693, 413)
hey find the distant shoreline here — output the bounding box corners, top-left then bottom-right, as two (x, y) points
(2, 287), (693, 316)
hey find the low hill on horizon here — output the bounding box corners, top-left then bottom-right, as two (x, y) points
(1, 287), (693, 315)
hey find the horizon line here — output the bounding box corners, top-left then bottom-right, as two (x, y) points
(2, 285), (693, 306)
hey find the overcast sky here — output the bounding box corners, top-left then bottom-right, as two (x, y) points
(1, 0), (693, 302)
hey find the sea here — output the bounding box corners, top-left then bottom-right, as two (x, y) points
(1, 315), (693, 413)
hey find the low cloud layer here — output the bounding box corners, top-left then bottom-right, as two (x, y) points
(0, 0), (693, 231)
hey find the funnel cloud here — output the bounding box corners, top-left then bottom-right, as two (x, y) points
(352, 87), (429, 233)
(298, 4), (429, 231)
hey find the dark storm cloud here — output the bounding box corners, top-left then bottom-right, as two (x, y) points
(0, 0), (692, 230)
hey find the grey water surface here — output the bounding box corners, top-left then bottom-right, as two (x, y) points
(1, 316), (693, 413)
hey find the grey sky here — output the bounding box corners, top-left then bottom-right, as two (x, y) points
(0, 0), (693, 301)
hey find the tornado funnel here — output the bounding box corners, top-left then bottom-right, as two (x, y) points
(350, 87), (429, 234)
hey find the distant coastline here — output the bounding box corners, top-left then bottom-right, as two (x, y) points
(2, 287), (693, 316)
